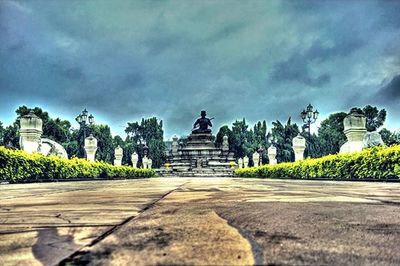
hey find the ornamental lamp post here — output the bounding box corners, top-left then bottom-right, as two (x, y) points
(76, 109), (95, 158)
(75, 108), (95, 141)
(300, 104), (319, 138)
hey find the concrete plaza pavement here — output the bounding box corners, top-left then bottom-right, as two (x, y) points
(1, 178), (400, 265)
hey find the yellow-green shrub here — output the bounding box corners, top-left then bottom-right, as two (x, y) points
(235, 145), (400, 180)
(0, 146), (155, 182)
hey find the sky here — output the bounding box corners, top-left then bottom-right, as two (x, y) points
(0, 0), (399, 139)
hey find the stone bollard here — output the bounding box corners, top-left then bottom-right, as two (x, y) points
(252, 152), (260, 167)
(222, 135), (229, 152)
(148, 158), (153, 169)
(142, 155), (149, 169)
(172, 136), (179, 156)
(340, 110), (367, 153)
(84, 134), (97, 162)
(131, 152), (138, 168)
(238, 157), (244, 168)
(114, 145), (123, 166)
(292, 134), (306, 161)
(19, 111), (43, 154)
(243, 156), (249, 168)
(268, 145), (277, 165)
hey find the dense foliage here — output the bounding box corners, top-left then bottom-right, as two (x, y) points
(235, 145), (400, 180)
(0, 146), (155, 183)
(124, 117), (166, 168)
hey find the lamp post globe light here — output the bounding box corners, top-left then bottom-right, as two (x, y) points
(75, 109), (95, 154)
(300, 104), (319, 138)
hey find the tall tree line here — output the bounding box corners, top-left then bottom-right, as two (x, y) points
(215, 105), (398, 163)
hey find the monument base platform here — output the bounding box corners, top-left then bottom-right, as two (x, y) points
(166, 133), (235, 177)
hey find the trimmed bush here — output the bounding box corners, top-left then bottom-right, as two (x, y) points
(235, 145), (400, 180)
(0, 146), (155, 183)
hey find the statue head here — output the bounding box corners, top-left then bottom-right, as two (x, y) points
(200, 110), (206, 118)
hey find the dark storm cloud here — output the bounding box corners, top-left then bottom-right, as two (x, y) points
(1, 0), (400, 135)
(375, 75), (400, 103)
(270, 52), (331, 87)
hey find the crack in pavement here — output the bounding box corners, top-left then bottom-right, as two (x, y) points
(58, 181), (189, 265)
(55, 213), (71, 224)
(217, 212), (264, 265)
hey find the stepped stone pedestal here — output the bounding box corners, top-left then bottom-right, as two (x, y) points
(268, 145), (277, 165)
(293, 134), (306, 161)
(166, 133), (235, 177)
(19, 111), (43, 154)
(114, 146), (123, 166)
(84, 134), (97, 162)
(340, 110), (367, 154)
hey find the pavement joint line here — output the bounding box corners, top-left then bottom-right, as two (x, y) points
(58, 181), (190, 265)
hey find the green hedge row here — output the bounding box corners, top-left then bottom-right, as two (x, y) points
(235, 145), (400, 180)
(0, 146), (155, 182)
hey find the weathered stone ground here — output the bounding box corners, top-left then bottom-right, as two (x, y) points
(1, 178), (400, 266)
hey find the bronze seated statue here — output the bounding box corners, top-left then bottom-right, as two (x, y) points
(192, 110), (213, 134)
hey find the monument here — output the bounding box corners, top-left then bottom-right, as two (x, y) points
(114, 146), (123, 166)
(166, 110), (235, 176)
(84, 134), (98, 162)
(19, 111), (68, 158)
(340, 109), (367, 153)
(292, 134), (306, 161)
(268, 145), (277, 165)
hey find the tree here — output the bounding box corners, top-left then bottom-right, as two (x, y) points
(91, 124), (114, 163)
(316, 112), (347, 156)
(380, 128), (400, 146)
(0, 122), (4, 145)
(271, 117), (299, 163)
(350, 105), (386, 132)
(231, 118), (250, 159)
(215, 125), (233, 148)
(2, 124), (19, 148)
(125, 117), (166, 168)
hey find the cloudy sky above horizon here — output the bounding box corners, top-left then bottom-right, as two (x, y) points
(1, 0), (399, 138)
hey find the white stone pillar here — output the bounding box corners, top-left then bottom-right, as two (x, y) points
(252, 152), (260, 167)
(222, 135), (229, 152)
(131, 152), (138, 168)
(238, 158), (244, 168)
(172, 136), (179, 156)
(84, 134), (97, 162)
(114, 145), (123, 166)
(340, 111), (367, 153)
(292, 134), (306, 161)
(268, 145), (277, 165)
(243, 156), (249, 168)
(148, 158), (153, 169)
(19, 111), (42, 154)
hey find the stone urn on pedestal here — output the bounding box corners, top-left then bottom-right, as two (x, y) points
(131, 152), (139, 168)
(243, 156), (249, 168)
(19, 111), (43, 154)
(252, 152), (260, 167)
(268, 145), (277, 165)
(114, 145), (123, 166)
(292, 134), (306, 161)
(222, 135), (229, 152)
(171, 136), (179, 156)
(340, 109), (367, 153)
(84, 134), (97, 162)
(238, 158), (244, 168)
